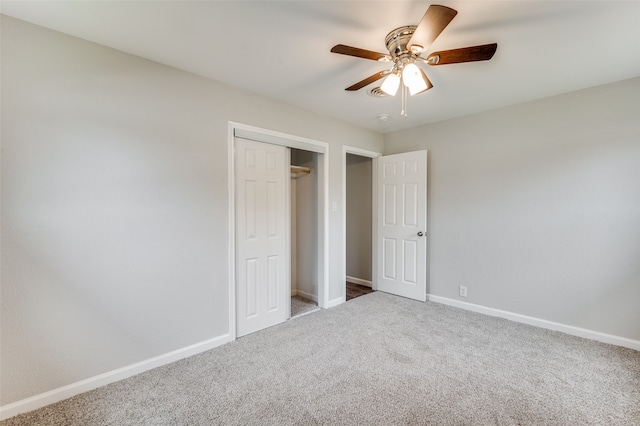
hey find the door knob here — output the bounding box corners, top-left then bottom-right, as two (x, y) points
(417, 231), (424, 237)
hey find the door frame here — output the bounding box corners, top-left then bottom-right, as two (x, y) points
(342, 146), (382, 302)
(228, 122), (329, 340)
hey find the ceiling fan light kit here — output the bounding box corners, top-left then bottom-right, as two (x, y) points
(380, 72), (400, 96)
(330, 4), (498, 118)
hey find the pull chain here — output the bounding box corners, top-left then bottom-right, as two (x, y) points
(401, 84), (408, 117)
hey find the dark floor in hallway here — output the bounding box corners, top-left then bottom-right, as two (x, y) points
(346, 282), (374, 301)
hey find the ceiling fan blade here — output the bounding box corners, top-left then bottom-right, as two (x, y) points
(331, 44), (390, 61)
(345, 71), (387, 91)
(408, 5), (458, 52)
(426, 43), (498, 65)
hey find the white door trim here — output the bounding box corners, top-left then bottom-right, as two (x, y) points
(228, 122), (329, 340)
(235, 127), (326, 154)
(342, 146), (382, 303)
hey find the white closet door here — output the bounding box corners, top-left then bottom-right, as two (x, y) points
(235, 138), (289, 337)
(376, 150), (427, 302)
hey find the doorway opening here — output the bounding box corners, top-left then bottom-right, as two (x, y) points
(343, 146), (381, 303)
(346, 153), (373, 301)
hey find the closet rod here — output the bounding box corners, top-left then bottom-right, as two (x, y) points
(290, 165), (312, 174)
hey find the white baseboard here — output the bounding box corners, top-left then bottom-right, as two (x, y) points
(295, 289), (318, 303)
(0, 334), (233, 421)
(346, 276), (372, 288)
(327, 296), (346, 308)
(427, 294), (640, 351)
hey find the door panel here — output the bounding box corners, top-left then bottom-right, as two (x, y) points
(383, 184), (397, 225)
(236, 138), (288, 337)
(246, 258), (258, 317)
(383, 238), (397, 280)
(376, 150), (427, 301)
(403, 240), (418, 284)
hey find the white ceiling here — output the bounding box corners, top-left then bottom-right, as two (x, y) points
(2, 1), (640, 132)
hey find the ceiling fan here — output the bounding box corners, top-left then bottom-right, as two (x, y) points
(331, 4), (497, 117)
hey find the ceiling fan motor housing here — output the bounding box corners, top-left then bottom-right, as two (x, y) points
(385, 25), (419, 63)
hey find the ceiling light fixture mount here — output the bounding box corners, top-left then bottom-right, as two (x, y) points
(330, 5), (498, 118)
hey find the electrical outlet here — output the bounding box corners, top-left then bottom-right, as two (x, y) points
(459, 286), (468, 298)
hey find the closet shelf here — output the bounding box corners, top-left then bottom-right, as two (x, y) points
(290, 165), (312, 174)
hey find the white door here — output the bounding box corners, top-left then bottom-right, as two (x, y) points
(376, 150), (427, 301)
(235, 137), (289, 337)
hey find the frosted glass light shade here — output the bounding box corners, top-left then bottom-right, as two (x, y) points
(402, 63), (421, 85)
(403, 63), (427, 95)
(380, 73), (400, 96)
(408, 76), (428, 95)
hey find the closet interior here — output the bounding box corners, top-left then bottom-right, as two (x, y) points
(290, 148), (319, 317)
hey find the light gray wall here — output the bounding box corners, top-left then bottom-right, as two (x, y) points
(0, 16), (383, 405)
(384, 77), (640, 342)
(346, 154), (372, 282)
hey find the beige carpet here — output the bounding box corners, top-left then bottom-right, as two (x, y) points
(3, 292), (639, 425)
(290, 295), (319, 318)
